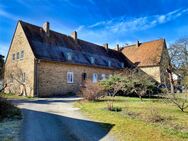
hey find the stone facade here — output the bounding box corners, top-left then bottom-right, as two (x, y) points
(4, 22), (35, 96)
(37, 61), (118, 97)
(140, 66), (161, 82)
(4, 21), (127, 97)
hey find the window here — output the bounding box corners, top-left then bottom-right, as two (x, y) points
(109, 74), (112, 78)
(12, 53), (15, 61)
(16, 52), (20, 60)
(67, 72), (74, 83)
(90, 57), (95, 64)
(67, 53), (72, 61)
(101, 74), (106, 80)
(92, 73), (98, 83)
(82, 73), (87, 81)
(121, 62), (124, 68)
(108, 61), (111, 67)
(20, 50), (24, 59)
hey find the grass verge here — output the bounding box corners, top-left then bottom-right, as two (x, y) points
(75, 96), (188, 141)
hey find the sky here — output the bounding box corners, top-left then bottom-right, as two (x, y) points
(0, 0), (188, 56)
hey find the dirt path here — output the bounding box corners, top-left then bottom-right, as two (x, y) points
(12, 97), (115, 141)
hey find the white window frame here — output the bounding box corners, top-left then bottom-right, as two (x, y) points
(101, 74), (106, 80)
(90, 57), (95, 64)
(20, 50), (24, 60)
(67, 53), (72, 61)
(108, 61), (111, 67)
(121, 62), (124, 68)
(92, 73), (98, 83)
(16, 52), (20, 60)
(67, 72), (74, 83)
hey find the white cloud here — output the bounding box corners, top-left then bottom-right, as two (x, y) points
(77, 8), (188, 34)
(0, 9), (19, 21)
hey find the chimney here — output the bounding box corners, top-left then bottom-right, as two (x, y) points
(116, 44), (120, 51)
(103, 43), (108, 50)
(42, 22), (50, 37)
(136, 40), (140, 47)
(71, 31), (78, 43)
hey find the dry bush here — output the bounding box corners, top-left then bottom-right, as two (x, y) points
(141, 107), (165, 123)
(166, 93), (188, 112)
(77, 80), (106, 101)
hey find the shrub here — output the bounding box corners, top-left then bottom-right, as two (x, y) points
(0, 98), (22, 121)
(107, 101), (122, 112)
(166, 93), (188, 112)
(77, 80), (105, 101)
(100, 69), (156, 100)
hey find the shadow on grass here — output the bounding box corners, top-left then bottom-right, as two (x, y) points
(20, 108), (114, 141)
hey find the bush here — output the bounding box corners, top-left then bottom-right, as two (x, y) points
(100, 69), (156, 100)
(107, 101), (122, 112)
(77, 80), (106, 101)
(0, 98), (22, 121)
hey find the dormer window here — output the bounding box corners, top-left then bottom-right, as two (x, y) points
(121, 62), (124, 68)
(90, 57), (95, 64)
(108, 60), (111, 67)
(67, 53), (72, 61)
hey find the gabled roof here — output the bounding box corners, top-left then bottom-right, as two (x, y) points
(20, 21), (133, 69)
(121, 39), (166, 67)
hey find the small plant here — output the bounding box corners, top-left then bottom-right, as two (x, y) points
(107, 101), (122, 112)
(166, 93), (188, 112)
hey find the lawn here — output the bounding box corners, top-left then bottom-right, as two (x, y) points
(76, 96), (188, 141)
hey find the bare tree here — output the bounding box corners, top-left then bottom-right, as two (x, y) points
(168, 37), (188, 90)
(5, 64), (33, 96)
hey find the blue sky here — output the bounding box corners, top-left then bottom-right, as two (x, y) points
(0, 0), (188, 56)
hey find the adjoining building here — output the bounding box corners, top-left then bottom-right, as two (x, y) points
(121, 39), (171, 85)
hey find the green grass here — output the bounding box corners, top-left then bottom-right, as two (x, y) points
(75, 96), (188, 141)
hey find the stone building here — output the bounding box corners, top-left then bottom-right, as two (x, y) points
(4, 20), (133, 97)
(121, 39), (171, 85)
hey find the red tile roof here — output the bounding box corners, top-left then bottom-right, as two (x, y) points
(121, 39), (166, 67)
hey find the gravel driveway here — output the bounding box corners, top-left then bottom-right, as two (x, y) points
(12, 97), (115, 141)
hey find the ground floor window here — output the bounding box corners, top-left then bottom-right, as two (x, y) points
(67, 72), (74, 83)
(92, 73), (98, 83)
(101, 74), (106, 80)
(82, 73), (87, 81)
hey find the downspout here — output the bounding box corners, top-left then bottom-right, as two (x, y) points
(35, 58), (40, 97)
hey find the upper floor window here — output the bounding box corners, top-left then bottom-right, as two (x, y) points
(16, 52), (20, 60)
(67, 72), (74, 83)
(67, 53), (72, 61)
(108, 60), (111, 67)
(20, 50), (24, 60)
(90, 57), (95, 64)
(92, 73), (98, 83)
(12, 53), (15, 61)
(121, 62), (124, 68)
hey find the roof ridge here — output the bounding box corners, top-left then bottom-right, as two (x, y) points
(123, 38), (165, 48)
